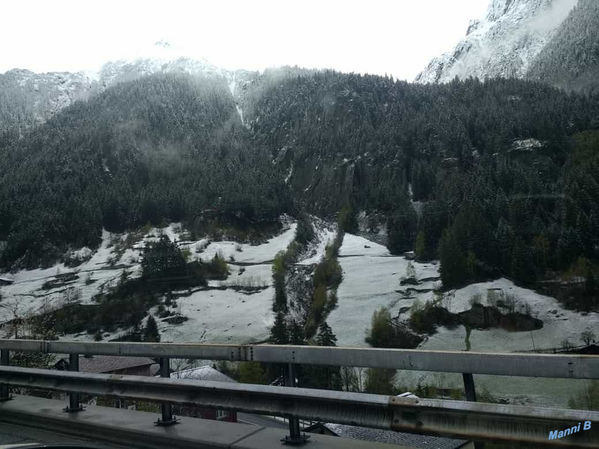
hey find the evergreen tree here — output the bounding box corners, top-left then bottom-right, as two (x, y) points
(288, 320), (305, 345)
(387, 203), (417, 255)
(142, 235), (187, 279)
(143, 315), (160, 342)
(414, 231), (427, 262)
(586, 267), (597, 296)
(269, 311), (289, 344)
(272, 252), (287, 313)
(510, 238), (537, 285)
(494, 218), (514, 273)
(439, 229), (467, 288)
(316, 322), (337, 347)
(337, 205), (359, 234)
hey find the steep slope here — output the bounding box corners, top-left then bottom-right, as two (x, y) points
(416, 0), (578, 84)
(0, 69), (96, 136)
(0, 73), (290, 268)
(246, 69), (598, 212)
(244, 69), (599, 289)
(527, 0), (599, 93)
(0, 42), (252, 137)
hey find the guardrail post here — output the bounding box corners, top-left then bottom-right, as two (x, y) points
(462, 373), (476, 402)
(0, 349), (11, 401)
(281, 363), (309, 445)
(462, 373), (484, 449)
(155, 357), (178, 426)
(64, 353), (83, 412)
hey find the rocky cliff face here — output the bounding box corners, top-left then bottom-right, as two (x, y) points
(416, 0), (578, 84)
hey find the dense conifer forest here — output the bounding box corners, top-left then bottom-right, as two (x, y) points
(249, 70), (599, 293)
(1, 68), (598, 305)
(0, 74), (290, 267)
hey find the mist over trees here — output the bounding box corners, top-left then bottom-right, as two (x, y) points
(528, 0), (599, 94)
(0, 67), (598, 295)
(0, 73), (290, 268)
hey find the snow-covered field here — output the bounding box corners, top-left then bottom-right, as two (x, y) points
(2, 223), (596, 406)
(0, 229), (137, 324)
(184, 222), (296, 265)
(157, 286), (275, 343)
(329, 233), (598, 407)
(0, 221), (297, 344)
(329, 233), (439, 346)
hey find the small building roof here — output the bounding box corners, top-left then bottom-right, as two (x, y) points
(73, 355), (158, 374)
(171, 365), (236, 383)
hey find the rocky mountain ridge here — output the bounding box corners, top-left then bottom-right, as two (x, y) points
(0, 46), (253, 134)
(416, 0), (578, 85)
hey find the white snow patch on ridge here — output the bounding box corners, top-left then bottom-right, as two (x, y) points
(416, 0), (578, 84)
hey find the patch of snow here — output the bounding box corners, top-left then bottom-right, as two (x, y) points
(0, 221), (303, 345)
(188, 223), (297, 265)
(338, 233), (389, 257)
(511, 138), (544, 152)
(158, 287), (275, 344)
(297, 223), (337, 266)
(428, 278), (599, 352)
(328, 253), (436, 347)
(171, 365), (236, 382)
(284, 164), (294, 184)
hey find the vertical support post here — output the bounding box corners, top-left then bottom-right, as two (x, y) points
(64, 353), (83, 412)
(463, 373), (483, 449)
(281, 363), (309, 445)
(462, 372), (476, 402)
(0, 349), (11, 401)
(155, 357), (178, 426)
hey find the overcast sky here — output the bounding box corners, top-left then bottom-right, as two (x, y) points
(1, 0), (489, 81)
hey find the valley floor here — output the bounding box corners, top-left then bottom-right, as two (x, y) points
(1, 220), (596, 408)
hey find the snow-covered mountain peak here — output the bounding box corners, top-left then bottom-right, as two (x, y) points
(0, 69), (98, 132)
(97, 41), (227, 87)
(416, 0), (578, 84)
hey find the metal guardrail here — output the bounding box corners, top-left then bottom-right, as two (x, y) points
(1, 339), (597, 379)
(0, 339), (597, 447)
(0, 365), (597, 447)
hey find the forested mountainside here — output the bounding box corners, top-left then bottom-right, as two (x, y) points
(0, 73), (289, 268)
(528, 0), (599, 93)
(0, 54), (230, 141)
(248, 70), (599, 290)
(1, 68), (599, 297)
(249, 70), (598, 212)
